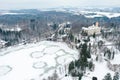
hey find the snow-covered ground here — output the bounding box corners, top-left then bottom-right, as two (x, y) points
(46, 8), (120, 18)
(0, 41), (78, 80)
(1, 9), (120, 18)
(79, 11), (120, 18)
(0, 36), (119, 80)
(82, 36), (120, 80)
(0, 27), (22, 32)
(81, 61), (114, 80)
(0, 12), (26, 15)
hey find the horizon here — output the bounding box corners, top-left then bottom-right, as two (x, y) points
(0, 6), (120, 11)
(0, 0), (120, 10)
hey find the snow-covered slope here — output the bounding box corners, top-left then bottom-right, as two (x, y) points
(1, 8), (120, 18)
(41, 8), (120, 18)
(0, 41), (78, 80)
(80, 11), (120, 18)
(66, 10), (120, 18)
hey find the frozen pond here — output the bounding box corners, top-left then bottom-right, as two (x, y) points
(0, 41), (78, 80)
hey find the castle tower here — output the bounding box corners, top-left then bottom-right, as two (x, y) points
(95, 22), (99, 27)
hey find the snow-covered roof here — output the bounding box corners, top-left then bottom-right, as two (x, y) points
(1, 27), (22, 32)
(82, 25), (100, 30)
(0, 39), (7, 45)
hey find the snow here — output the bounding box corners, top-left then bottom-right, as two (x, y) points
(82, 61), (114, 80)
(16, 27), (22, 31)
(1, 9), (120, 19)
(85, 14), (104, 18)
(111, 54), (120, 64)
(61, 76), (73, 80)
(33, 61), (47, 69)
(80, 11), (120, 18)
(0, 39), (7, 46)
(58, 9), (120, 18)
(1, 27), (22, 32)
(0, 41), (78, 80)
(0, 13), (26, 15)
(95, 12), (120, 18)
(0, 66), (12, 76)
(82, 25), (100, 30)
(0, 35), (119, 80)
(79, 35), (120, 80)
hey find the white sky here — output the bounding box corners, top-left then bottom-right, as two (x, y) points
(0, 0), (120, 10)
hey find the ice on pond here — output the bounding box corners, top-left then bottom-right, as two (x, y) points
(31, 51), (44, 58)
(33, 61), (47, 69)
(0, 65), (12, 76)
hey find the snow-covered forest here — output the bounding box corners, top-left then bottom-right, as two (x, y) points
(0, 8), (120, 80)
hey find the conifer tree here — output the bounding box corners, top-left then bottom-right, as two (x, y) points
(103, 73), (112, 80)
(78, 73), (83, 80)
(68, 61), (75, 73)
(112, 52), (115, 59)
(88, 61), (94, 71)
(113, 72), (119, 80)
(93, 33), (96, 38)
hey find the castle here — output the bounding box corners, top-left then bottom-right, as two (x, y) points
(82, 22), (101, 36)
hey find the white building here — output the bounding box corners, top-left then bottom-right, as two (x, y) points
(82, 22), (101, 36)
(0, 39), (7, 48)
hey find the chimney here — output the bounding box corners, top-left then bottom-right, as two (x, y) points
(95, 22), (99, 27)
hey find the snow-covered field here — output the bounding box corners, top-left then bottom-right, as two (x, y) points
(0, 12), (26, 15)
(0, 38), (119, 80)
(49, 8), (120, 18)
(0, 41), (78, 80)
(68, 10), (120, 18)
(79, 11), (120, 18)
(1, 9), (120, 19)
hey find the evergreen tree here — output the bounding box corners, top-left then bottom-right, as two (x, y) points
(80, 57), (88, 70)
(96, 55), (98, 61)
(103, 73), (112, 80)
(108, 51), (111, 59)
(78, 73), (83, 80)
(75, 38), (78, 44)
(52, 23), (58, 30)
(79, 43), (89, 71)
(113, 72), (119, 80)
(93, 33), (96, 38)
(75, 60), (81, 68)
(87, 44), (91, 58)
(104, 49), (112, 60)
(59, 29), (64, 35)
(88, 61), (94, 71)
(68, 61), (75, 73)
(81, 43), (87, 59)
(69, 32), (74, 42)
(112, 52), (115, 59)
(87, 36), (90, 41)
(92, 77), (97, 80)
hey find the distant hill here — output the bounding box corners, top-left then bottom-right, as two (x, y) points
(0, 8), (120, 45)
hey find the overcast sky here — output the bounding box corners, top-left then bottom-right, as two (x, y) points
(0, 0), (120, 10)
